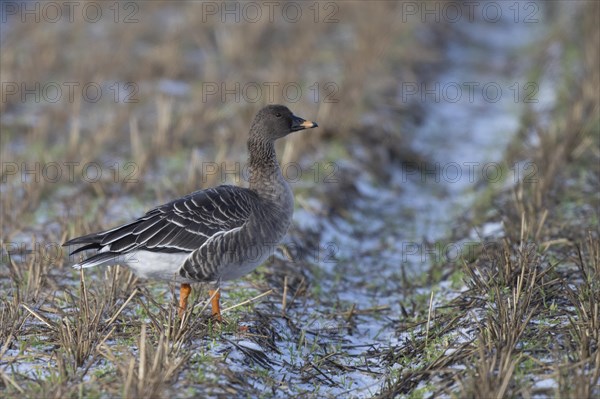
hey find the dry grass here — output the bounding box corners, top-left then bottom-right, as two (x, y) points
(1, 2), (430, 395)
(98, 323), (190, 398)
(379, 2), (600, 397)
(2, 1), (599, 397)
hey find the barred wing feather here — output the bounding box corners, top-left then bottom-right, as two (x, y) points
(64, 186), (259, 262)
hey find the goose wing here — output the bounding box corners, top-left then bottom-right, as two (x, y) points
(64, 186), (259, 259)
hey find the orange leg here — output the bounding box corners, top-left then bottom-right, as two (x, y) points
(209, 289), (222, 322)
(178, 283), (192, 318)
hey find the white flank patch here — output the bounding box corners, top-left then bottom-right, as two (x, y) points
(72, 247), (190, 282)
(124, 250), (190, 281)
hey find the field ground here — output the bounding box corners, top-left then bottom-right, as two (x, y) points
(1, 1), (599, 398)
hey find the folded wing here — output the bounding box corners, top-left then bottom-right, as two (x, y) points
(64, 186), (259, 268)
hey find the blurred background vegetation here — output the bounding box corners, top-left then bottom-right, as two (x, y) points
(1, 1), (437, 238)
(2, 0), (597, 253)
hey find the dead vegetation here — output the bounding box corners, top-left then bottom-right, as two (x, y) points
(1, 1), (599, 397)
(379, 3), (600, 397)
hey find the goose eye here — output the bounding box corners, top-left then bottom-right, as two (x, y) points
(275, 113), (282, 118)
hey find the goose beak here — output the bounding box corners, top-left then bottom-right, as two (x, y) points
(291, 115), (318, 132)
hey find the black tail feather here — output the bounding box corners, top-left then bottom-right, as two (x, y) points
(63, 232), (104, 247)
(68, 242), (103, 256)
